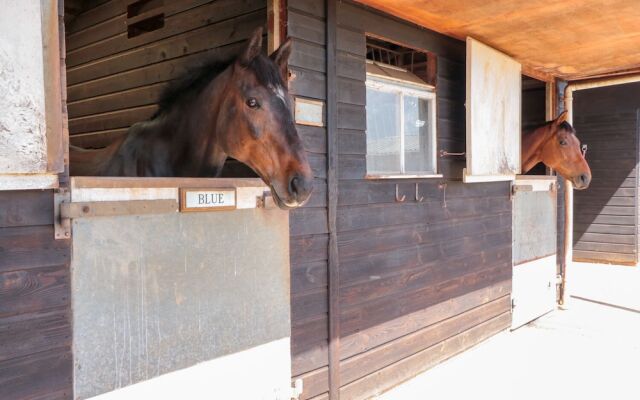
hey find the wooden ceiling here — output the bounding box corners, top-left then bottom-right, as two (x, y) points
(355, 0), (640, 81)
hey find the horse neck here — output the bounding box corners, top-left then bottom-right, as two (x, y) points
(162, 69), (231, 175)
(522, 125), (553, 173)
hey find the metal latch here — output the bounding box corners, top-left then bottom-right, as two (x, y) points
(54, 193), (178, 240)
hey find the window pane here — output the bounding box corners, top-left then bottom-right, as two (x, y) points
(403, 96), (434, 174)
(366, 88), (401, 174)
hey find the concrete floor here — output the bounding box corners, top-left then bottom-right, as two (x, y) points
(377, 262), (640, 400)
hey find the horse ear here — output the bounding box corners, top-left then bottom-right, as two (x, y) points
(554, 111), (569, 126)
(270, 38), (292, 80)
(239, 27), (264, 66)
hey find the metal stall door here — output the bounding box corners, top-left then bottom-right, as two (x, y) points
(511, 177), (558, 329)
(64, 178), (293, 400)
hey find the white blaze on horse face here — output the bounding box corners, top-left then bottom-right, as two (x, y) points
(269, 84), (287, 106)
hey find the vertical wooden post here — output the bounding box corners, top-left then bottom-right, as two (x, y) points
(326, 0), (340, 399)
(267, 0), (281, 54)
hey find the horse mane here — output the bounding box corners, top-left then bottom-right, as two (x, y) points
(153, 55), (234, 118)
(153, 46), (285, 119)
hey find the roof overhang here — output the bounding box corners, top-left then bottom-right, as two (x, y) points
(355, 0), (640, 81)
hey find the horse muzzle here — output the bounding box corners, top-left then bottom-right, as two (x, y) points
(572, 173), (591, 190)
(270, 173), (314, 209)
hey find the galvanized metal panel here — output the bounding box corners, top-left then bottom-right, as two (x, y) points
(513, 186), (557, 265)
(511, 178), (557, 329)
(72, 208), (290, 399)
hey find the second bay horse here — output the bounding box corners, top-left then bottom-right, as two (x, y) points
(522, 111), (592, 189)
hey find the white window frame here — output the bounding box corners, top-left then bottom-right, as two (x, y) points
(365, 74), (441, 179)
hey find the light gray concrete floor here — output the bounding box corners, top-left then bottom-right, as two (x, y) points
(377, 262), (640, 400)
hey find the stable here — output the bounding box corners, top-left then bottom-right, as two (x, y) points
(1, 1), (639, 400)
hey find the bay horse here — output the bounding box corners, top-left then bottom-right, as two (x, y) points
(70, 28), (313, 209)
(521, 111), (591, 189)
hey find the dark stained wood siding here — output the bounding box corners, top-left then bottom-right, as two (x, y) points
(0, 191), (72, 400)
(573, 82), (640, 265)
(287, 1), (331, 397)
(289, 2), (513, 399)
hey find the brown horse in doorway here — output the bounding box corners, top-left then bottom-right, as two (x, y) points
(70, 28), (313, 209)
(521, 111), (592, 189)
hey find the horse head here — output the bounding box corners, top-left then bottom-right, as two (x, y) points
(523, 111), (592, 190)
(216, 28), (313, 208)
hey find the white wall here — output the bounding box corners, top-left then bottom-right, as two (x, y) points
(0, 0), (48, 173)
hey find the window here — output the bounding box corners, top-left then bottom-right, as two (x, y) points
(365, 39), (438, 178)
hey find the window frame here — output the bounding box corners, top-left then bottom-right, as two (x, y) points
(364, 73), (441, 180)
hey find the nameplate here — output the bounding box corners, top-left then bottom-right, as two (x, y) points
(295, 97), (325, 127)
(179, 188), (236, 212)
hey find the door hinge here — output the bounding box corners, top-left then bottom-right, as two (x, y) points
(54, 187), (71, 240)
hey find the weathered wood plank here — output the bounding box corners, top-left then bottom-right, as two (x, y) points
(0, 348), (72, 400)
(0, 307), (70, 363)
(336, 196), (510, 232)
(292, 288), (329, 322)
(339, 243), (511, 304)
(291, 234), (329, 264)
(288, 10), (326, 44)
(340, 263), (511, 337)
(339, 312), (510, 399)
(0, 191), (53, 229)
(67, 10), (265, 85)
(0, 226), (70, 273)
(0, 266), (70, 318)
(292, 340), (329, 377)
(67, 0), (266, 67)
(338, 213), (511, 259)
(292, 261), (328, 294)
(339, 295), (510, 386)
(339, 281), (510, 360)
(290, 208), (329, 236)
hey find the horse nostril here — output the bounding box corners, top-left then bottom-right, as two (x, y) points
(289, 174), (312, 200)
(289, 175), (300, 196)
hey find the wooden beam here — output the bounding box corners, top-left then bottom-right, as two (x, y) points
(522, 64), (555, 83)
(326, 0), (340, 399)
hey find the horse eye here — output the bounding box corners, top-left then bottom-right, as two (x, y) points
(246, 98), (260, 109)
(559, 139), (567, 146)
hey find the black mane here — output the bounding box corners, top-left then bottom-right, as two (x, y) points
(153, 50), (285, 119)
(153, 55), (234, 118)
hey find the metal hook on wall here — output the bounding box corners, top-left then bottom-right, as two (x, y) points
(395, 184), (406, 203)
(415, 183), (424, 202)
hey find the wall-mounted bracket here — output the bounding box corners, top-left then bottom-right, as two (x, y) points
(54, 187), (71, 240)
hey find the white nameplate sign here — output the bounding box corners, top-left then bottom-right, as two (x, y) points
(179, 188), (236, 212)
(295, 97), (325, 127)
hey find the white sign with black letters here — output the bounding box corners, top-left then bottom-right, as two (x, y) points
(180, 188), (236, 212)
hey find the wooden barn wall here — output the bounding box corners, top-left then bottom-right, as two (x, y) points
(65, 0), (269, 148)
(573, 82), (640, 265)
(0, 190), (72, 400)
(288, 1), (513, 399)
